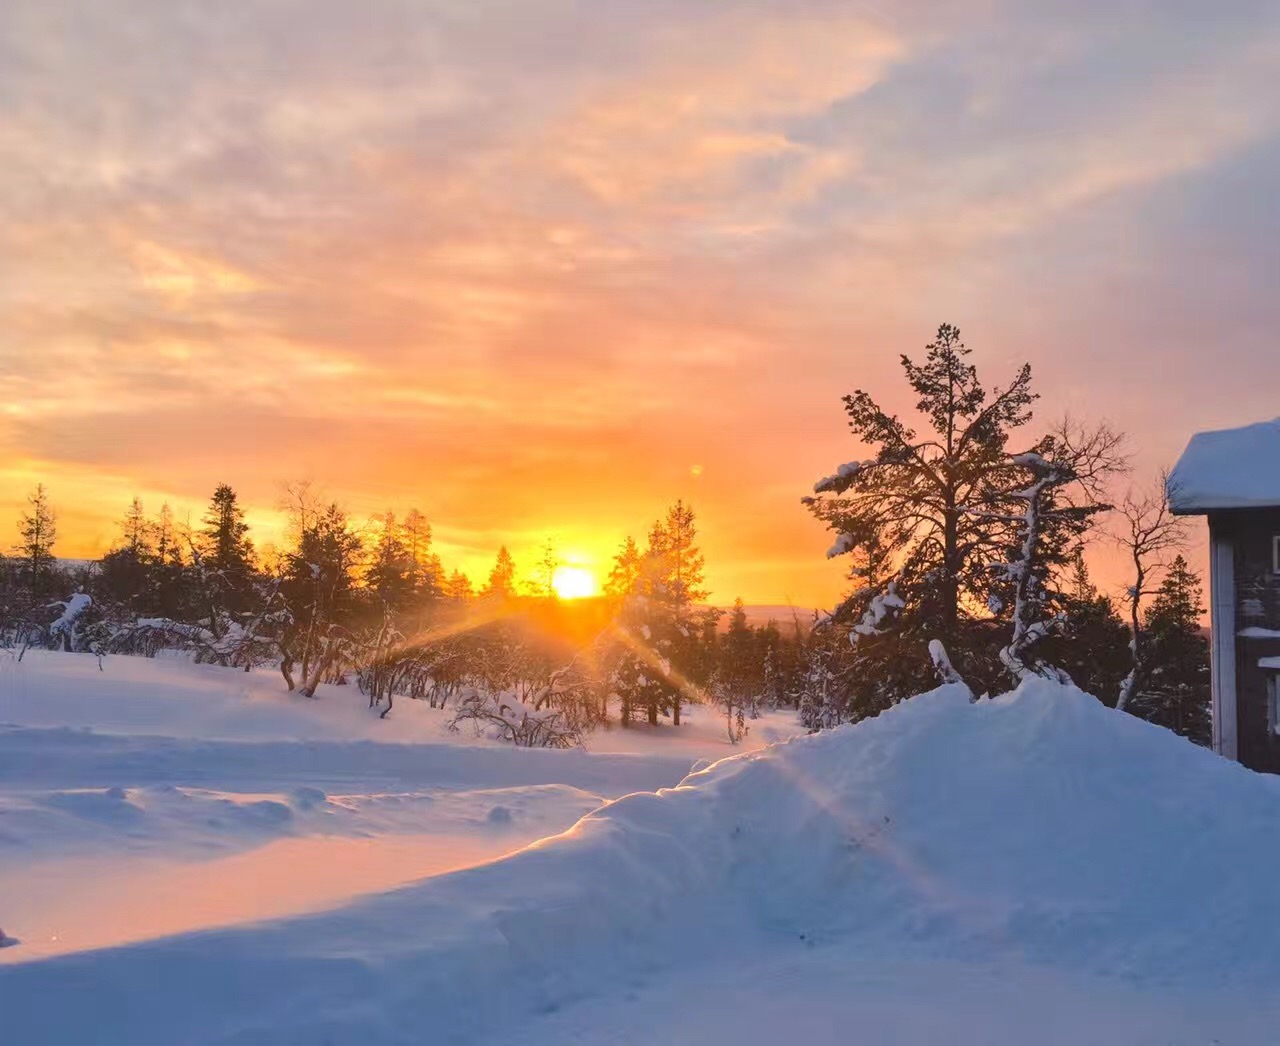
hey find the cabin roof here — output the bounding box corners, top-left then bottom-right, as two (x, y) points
(1168, 418), (1280, 514)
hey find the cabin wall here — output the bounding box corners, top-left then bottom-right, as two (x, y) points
(1212, 510), (1280, 772)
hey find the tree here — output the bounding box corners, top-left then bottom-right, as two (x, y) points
(804, 324), (1038, 700)
(1044, 551), (1131, 702)
(530, 539), (560, 600)
(655, 500), (706, 606)
(1115, 475), (1186, 711)
(403, 509), (443, 600)
(121, 497), (151, 555)
(482, 546), (517, 601)
(280, 502), (363, 695)
(444, 569), (474, 602)
(613, 502), (714, 727)
(365, 510), (413, 610)
(15, 484), (57, 598)
(605, 536), (643, 602)
(991, 444), (1112, 683)
(715, 598), (757, 742)
(1130, 555), (1210, 744)
(199, 484), (255, 614)
(97, 497), (157, 615)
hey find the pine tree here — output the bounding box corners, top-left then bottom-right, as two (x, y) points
(1041, 551), (1130, 701)
(651, 500), (706, 605)
(444, 569), (474, 602)
(482, 546), (517, 601)
(402, 509), (443, 600)
(280, 502), (363, 695)
(15, 484), (57, 598)
(121, 497), (151, 555)
(605, 536), (643, 601)
(199, 484), (255, 614)
(365, 511), (413, 610)
(715, 598), (758, 738)
(98, 497), (157, 614)
(1132, 555), (1211, 744)
(804, 324), (1037, 697)
(616, 502), (713, 727)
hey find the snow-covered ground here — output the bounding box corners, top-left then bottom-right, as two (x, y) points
(4, 652), (1280, 1043)
(0, 652), (792, 965)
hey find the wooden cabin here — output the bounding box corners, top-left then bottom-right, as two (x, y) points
(1170, 418), (1280, 770)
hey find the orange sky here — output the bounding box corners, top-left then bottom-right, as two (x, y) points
(2, 2), (1279, 607)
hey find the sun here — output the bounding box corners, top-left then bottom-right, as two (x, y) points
(552, 565), (597, 600)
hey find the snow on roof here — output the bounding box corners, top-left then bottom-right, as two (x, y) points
(1168, 417), (1280, 514)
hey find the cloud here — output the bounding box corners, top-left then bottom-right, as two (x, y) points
(1, 0), (1278, 603)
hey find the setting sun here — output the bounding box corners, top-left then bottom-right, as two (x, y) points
(552, 565), (597, 600)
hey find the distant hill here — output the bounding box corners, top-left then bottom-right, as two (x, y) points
(712, 604), (821, 632)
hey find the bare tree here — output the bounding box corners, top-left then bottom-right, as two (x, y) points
(1114, 472), (1187, 711)
(989, 420), (1126, 685)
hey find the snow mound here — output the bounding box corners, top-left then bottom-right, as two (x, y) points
(5, 679), (1279, 1044)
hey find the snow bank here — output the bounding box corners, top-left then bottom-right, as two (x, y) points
(5, 678), (1279, 1043)
(1168, 416), (1280, 512)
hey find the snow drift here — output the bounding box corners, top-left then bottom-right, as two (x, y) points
(6, 679), (1280, 1043)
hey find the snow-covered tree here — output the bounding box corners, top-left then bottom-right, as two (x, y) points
(988, 421), (1122, 685)
(279, 502), (362, 696)
(804, 324), (1037, 694)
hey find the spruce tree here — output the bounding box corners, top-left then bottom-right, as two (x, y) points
(444, 569), (474, 602)
(198, 484), (255, 614)
(15, 484), (57, 598)
(605, 536), (643, 602)
(98, 497), (157, 614)
(1132, 555), (1211, 744)
(365, 511), (412, 610)
(483, 546), (517, 600)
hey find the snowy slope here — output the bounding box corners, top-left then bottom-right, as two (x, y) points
(0, 652), (795, 971)
(6, 676), (1280, 1043)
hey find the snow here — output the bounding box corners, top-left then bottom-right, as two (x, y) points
(813, 459), (866, 494)
(1258, 656), (1280, 669)
(5, 659), (1280, 1043)
(1168, 416), (1280, 512)
(851, 582), (905, 638)
(1241, 626), (1280, 639)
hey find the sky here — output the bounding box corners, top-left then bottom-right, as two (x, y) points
(2, 0), (1279, 608)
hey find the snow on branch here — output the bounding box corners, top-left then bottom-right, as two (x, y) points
(813, 460), (868, 495)
(851, 582), (905, 641)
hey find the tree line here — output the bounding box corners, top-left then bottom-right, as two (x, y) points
(1, 483), (809, 746)
(1, 323), (1210, 748)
